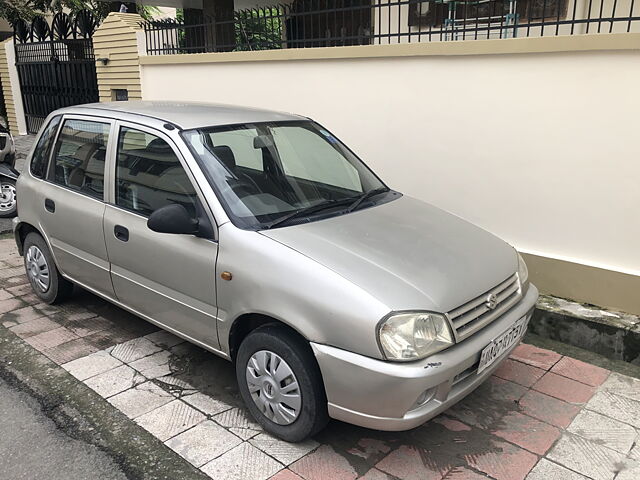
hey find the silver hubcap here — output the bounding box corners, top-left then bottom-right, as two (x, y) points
(0, 182), (16, 212)
(25, 245), (50, 292)
(245, 350), (301, 425)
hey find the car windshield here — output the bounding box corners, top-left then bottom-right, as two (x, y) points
(182, 121), (390, 229)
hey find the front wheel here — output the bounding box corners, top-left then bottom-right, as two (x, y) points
(0, 178), (17, 218)
(236, 325), (329, 442)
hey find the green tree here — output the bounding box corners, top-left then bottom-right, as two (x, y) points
(0, 0), (162, 25)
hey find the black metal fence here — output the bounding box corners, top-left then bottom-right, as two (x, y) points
(13, 11), (100, 134)
(143, 0), (640, 55)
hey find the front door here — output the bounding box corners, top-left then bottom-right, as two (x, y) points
(39, 115), (115, 298)
(103, 123), (220, 349)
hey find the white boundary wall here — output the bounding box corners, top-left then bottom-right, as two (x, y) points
(140, 47), (640, 277)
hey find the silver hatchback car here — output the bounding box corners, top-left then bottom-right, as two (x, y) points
(14, 102), (538, 441)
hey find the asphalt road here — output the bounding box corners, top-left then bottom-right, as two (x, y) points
(0, 377), (128, 480)
(0, 134), (33, 235)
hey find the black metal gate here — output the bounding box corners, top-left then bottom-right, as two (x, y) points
(13, 12), (100, 134)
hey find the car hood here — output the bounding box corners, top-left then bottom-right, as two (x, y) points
(260, 195), (517, 312)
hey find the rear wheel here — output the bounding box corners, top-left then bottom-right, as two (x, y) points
(236, 325), (329, 442)
(0, 178), (16, 218)
(23, 232), (73, 304)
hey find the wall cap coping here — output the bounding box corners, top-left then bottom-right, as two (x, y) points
(140, 33), (640, 65)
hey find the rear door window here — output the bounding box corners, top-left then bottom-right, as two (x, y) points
(115, 126), (198, 217)
(30, 115), (61, 178)
(50, 119), (110, 201)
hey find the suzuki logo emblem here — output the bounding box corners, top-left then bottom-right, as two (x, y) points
(485, 293), (498, 310)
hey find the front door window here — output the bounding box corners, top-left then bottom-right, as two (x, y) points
(115, 126), (198, 217)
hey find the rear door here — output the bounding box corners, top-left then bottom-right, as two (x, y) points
(103, 122), (220, 349)
(39, 115), (115, 298)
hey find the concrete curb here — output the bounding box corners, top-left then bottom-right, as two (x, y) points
(530, 294), (640, 365)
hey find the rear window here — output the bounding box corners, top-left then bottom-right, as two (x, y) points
(30, 116), (61, 178)
(50, 119), (110, 201)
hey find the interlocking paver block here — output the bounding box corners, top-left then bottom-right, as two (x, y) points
(567, 409), (637, 454)
(525, 458), (589, 479)
(85, 364), (146, 398)
(586, 391), (640, 428)
(129, 350), (173, 379)
(532, 372), (596, 404)
(7, 283), (33, 296)
(0, 289), (13, 300)
(491, 411), (561, 455)
(550, 357), (610, 387)
(346, 438), (392, 464)
(600, 372), (640, 402)
(107, 381), (174, 419)
(517, 389), (581, 428)
(43, 338), (99, 365)
(63, 350), (124, 381)
(268, 469), (304, 480)
(630, 444), (640, 461)
(443, 466), (491, 479)
(109, 337), (163, 363)
(510, 344), (562, 370)
(616, 463), (640, 480)
(358, 468), (394, 480)
(25, 326), (78, 351)
(145, 329), (184, 348)
(135, 399), (206, 441)
(18, 293), (40, 305)
(375, 445), (444, 480)
(9, 317), (60, 337)
(201, 442), (283, 480)
(64, 315), (114, 337)
(2, 305), (45, 325)
(182, 392), (233, 416)
(84, 328), (138, 350)
(448, 376), (527, 428)
(463, 439), (537, 480)
(250, 433), (318, 466)
(547, 432), (627, 480)
(291, 445), (359, 480)
(0, 297), (26, 314)
(165, 420), (242, 467)
(213, 407), (262, 440)
(493, 359), (546, 387)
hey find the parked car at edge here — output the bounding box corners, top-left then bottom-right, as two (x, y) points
(13, 102), (538, 441)
(0, 123), (18, 218)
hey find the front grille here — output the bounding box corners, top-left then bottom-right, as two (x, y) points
(448, 273), (521, 341)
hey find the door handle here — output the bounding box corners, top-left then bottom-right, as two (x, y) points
(114, 225), (129, 242)
(44, 198), (55, 213)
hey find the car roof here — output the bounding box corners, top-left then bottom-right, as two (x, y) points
(60, 101), (306, 130)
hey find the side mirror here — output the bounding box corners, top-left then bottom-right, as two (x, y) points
(147, 204), (199, 235)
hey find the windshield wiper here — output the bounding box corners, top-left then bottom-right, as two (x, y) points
(346, 186), (390, 213)
(262, 197), (356, 229)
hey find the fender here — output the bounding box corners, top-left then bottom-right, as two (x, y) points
(0, 163), (19, 181)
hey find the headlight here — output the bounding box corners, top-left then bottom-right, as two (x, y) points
(517, 252), (529, 288)
(378, 312), (454, 361)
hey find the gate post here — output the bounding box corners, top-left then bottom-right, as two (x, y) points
(0, 39), (27, 135)
(93, 13), (146, 102)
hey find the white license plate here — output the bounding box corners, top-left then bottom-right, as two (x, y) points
(477, 316), (528, 375)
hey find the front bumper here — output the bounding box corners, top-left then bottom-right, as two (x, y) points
(311, 283), (539, 431)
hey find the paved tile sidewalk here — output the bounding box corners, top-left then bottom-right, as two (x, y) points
(1, 237), (639, 480)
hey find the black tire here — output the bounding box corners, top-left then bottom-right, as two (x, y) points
(236, 325), (329, 442)
(23, 232), (73, 304)
(0, 178), (17, 218)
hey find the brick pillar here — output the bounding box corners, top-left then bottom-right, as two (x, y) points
(93, 13), (145, 102)
(0, 39), (26, 135)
